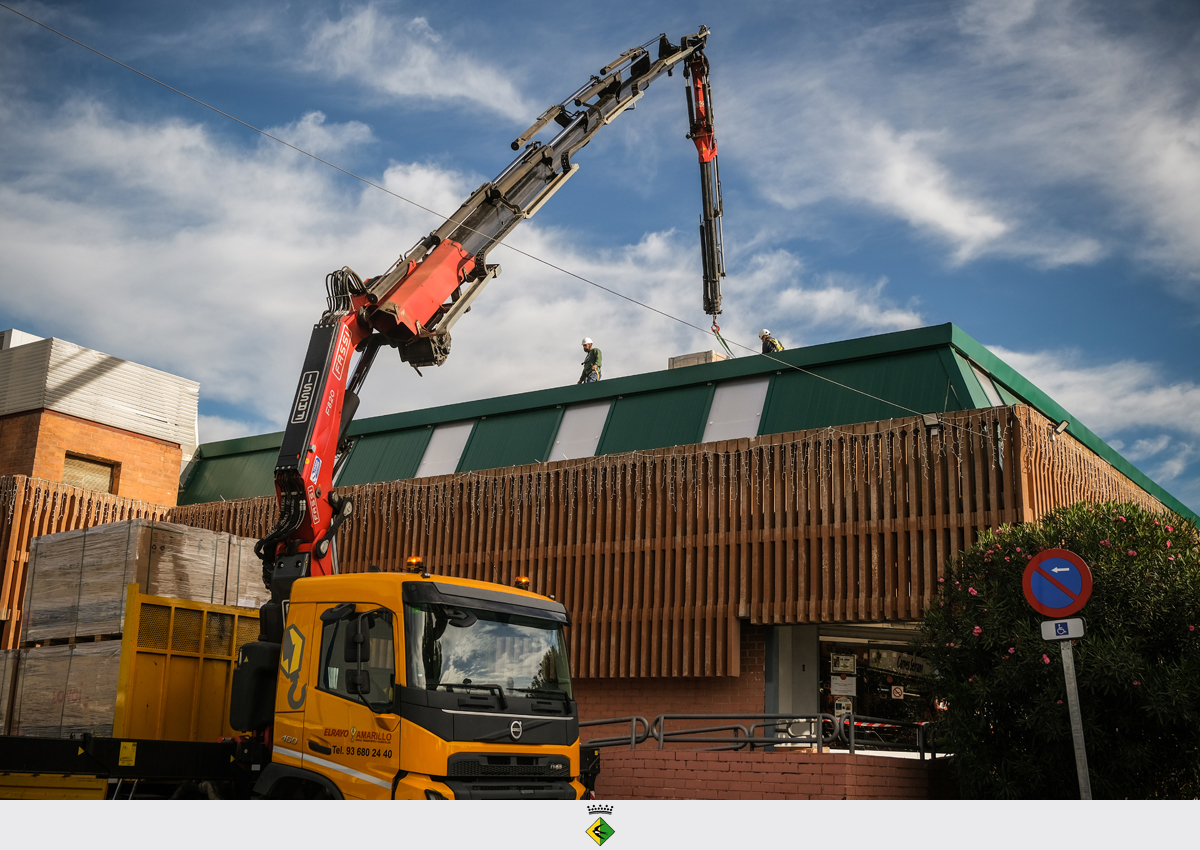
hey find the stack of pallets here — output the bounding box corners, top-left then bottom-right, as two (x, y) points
(0, 520), (267, 737)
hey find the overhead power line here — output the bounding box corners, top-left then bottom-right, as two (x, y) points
(1, 2), (925, 419)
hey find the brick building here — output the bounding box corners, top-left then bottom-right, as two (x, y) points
(0, 330), (198, 506)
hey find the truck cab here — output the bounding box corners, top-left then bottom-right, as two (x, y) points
(244, 572), (584, 800)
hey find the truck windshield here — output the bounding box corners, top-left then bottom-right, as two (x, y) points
(403, 602), (572, 700)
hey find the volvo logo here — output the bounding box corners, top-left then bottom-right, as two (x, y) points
(509, 720), (523, 740)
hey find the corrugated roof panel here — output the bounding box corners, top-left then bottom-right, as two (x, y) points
(178, 448), (277, 505)
(337, 426), (433, 486)
(0, 338), (52, 415)
(596, 384), (713, 455)
(759, 349), (955, 435)
(457, 408), (564, 473)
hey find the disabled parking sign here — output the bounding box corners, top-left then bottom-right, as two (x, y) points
(1023, 549), (1092, 617)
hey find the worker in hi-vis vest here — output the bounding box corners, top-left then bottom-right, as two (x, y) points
(759, 329), (783, 354)
(579, 337), (602, 383)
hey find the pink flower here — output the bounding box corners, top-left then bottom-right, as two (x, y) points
(1189, 626), (1195, 632)
(1056, 700), (1063, 704)
(1100, 539), (1110, 547)
(1128, 550), (1137, 557)
(1016, 547), (1021, 553)
(1153, 520), (1160, 526)
(1133, 681), (1140, 686)
(1169, 556), (1176, 562)
(1118, 516), (1126, 522)
(1042, 654), (1051, 664)
(1008, 647), (1015, 654)
(1166, 541), (1171, 548)
(1004, 556), (1010, 562)
(1166, 526), (1174, 532)
(973, 626), (982, 636)
(968, 587), (978, 596)
(938, 577), (945, 583)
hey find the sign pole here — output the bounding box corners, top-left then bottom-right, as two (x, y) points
(1059, 639), (1092, 800)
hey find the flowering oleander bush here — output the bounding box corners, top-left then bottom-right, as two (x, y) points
(920, 501), (1200, 798)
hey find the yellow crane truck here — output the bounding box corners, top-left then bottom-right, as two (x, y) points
(0, 568), (589, 799)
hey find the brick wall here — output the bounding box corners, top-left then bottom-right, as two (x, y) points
(0, 409), (181, 506)
(575, 624), (767, 743)
(0, 411), (40, 478)
(593, 749), (942, 800)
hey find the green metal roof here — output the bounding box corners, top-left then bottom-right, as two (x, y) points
(177, 323), (1197, 522)
(181, 446), (278, 503)
(596, 383), (714, 455)
(338, 426), (433, 486)
(759, 348), (967, 435)
(457, 408), (562, 473)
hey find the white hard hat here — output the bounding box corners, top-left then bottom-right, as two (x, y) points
(759, 329), (770, 339)
(582, 337), (592, 345)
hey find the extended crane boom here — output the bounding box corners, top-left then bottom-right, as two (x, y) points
(686, 50), (724, 316)
(255, 28), (725, 644)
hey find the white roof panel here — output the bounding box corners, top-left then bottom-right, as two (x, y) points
(702, 377), (770, 443)
(414, 420), (476, 478)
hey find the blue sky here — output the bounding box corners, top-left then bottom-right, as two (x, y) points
(1, 0), (1198, 511)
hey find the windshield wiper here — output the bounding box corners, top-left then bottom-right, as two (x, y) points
(516, 687), (569, 701)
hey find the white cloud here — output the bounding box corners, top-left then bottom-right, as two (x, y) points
(1126, 435), (1172, 461)
(266, 112), (374, 157)
(988, 346), (1200, 440)
(830, 119), (1011, 264)
(302, 4), (535, 122)
(722, 0), (1200, 285)
(1151, 443), (1195, 483)
(198, 414), (265, 444)
(954, 0), (1200, 288)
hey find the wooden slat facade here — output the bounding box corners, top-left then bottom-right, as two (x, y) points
(166, 406), (1166, 677)
(0, 478), (165, 649)
(0, 406), (1169, 666)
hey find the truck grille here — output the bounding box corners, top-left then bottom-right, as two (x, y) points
(447, 754), (571, 779)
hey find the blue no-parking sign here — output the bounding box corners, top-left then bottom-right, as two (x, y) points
(1022, 549), (1093, 617)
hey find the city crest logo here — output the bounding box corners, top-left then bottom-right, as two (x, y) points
(585, 804), (614, 846)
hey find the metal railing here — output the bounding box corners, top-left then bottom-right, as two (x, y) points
(582, 712), (943, 759)
(583, 714), (839, 753)
(579, 716), (652, 750)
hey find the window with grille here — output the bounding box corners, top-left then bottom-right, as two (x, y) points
(62, 455), (115, 493)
